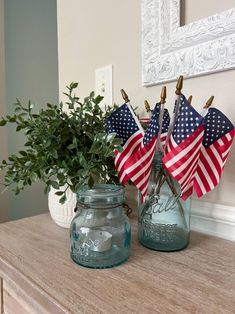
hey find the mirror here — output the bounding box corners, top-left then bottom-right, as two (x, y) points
(181, 0), (235, 25)
(142, 0), (235, 86)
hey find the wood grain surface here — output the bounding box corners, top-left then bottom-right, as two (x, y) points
(0, 213), (234, 314)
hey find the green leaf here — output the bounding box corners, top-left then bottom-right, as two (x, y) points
(94, 95), (104, 105)
(47, 110), (56, 117)
(44, 140), (51, 148)
(79, 153), (87, 168)
(89, 91), (95, 99)
(88, 175), (94, 188)
(30, 173), (38, 183)
(70, 82), (78, 89)
(52, 150), (58, 159)
(0, 119), (7, 126)
(51, 181), (59, 189)
(19, 151), (27, 157)
(44, 185), (51, 194)
(59, 195), (67, 204)
(55, 191), (64, 196)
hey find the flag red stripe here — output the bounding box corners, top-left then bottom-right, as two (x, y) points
(124, 136), (157, 199)
(193, 129), (235, 197)
(126, 143), (156, 187)
(114, 131), (143, 185)
(163, 125), (204, 199)
(115, 131), (143, 170)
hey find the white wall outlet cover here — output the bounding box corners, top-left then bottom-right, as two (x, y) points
(95, 65), (113, 110)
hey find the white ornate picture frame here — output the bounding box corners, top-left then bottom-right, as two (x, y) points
(142, 0), (235, 86)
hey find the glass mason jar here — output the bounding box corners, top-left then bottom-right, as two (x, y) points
(70, 184), (131, 268)
(138, 153), (191, 251)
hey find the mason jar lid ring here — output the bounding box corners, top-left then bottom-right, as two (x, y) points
(77, 184), (124, 209)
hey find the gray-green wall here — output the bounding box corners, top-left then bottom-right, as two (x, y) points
(4, 0), (59, 220)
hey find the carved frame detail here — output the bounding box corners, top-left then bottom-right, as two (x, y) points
(142, 0), (235, 86)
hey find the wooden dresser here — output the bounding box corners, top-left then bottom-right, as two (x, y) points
(0, 213), (234, 314)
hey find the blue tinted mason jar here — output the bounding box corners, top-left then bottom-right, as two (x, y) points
(138, 153), (191, 251)
(70, 184), (131, 268)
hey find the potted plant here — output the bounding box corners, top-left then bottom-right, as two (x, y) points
(0, 83), (121, 227)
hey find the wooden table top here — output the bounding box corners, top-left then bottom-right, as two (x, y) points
(0, 213), (234, 314)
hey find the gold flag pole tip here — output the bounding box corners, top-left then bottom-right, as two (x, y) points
(144, 100), (151, 112)
(120, 89), (130, 103)
(160, 86), (167, 104)
(188, 95), (193, 104)
(175, 76), (183, 95)
(203, 96), (214, 109)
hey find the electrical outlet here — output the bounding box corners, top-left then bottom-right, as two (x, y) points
(95, 65), (113, 110)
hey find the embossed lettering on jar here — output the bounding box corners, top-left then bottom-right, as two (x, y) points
(138, 153), (191, 251)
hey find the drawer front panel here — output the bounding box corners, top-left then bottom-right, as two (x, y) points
(2, 279), (35, 314)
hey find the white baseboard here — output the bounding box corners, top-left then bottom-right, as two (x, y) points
(191, 200), (235, 242)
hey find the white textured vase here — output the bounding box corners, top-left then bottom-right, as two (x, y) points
(48, 186), (77, 228)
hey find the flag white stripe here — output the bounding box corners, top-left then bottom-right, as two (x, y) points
(172, 141), (202, 177)
(165, 132), (204, 168)
(180, 156), (200, 188)
(139, 167), (152, 195)
(125, 140), (156, 175)
(119, 139), (156, 183)
(195, 172), (207, 196)
(135, 152), (155, 188)
(126, 103), (145, 134)
(218, 139), (224, 146)
(222, 146), (231, 159)
(210, 145), (223, 170)
(181, 160), (199, 191)
(116, 132), (143, 171)
(182, 180), (193, 194)
(170, 136), (178, 148)
(201, 148), (220, 183)
(226, 133), (232, 141)
(197, 159), (215, 191)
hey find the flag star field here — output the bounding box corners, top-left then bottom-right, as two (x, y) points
(107, 104), (139, 145)
(203, 108), (234, 148)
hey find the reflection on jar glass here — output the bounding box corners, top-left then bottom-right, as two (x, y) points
(70, 184), (131, 268)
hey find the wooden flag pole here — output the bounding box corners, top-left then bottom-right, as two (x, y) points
(152, 77), (187, 226)
(164, 76), (183, 152)
(157, 86), (167, 153)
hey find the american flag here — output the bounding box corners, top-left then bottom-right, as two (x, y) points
(162, 94), (204, 200)
(140, 108), (170, 147)
(122, 103), (161, 200)
(193, 108), (235, 197)
(106, 103), (144, 185)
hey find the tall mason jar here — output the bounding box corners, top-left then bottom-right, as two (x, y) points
(138, 153), (191, 251)
(70, 184), (131, 268)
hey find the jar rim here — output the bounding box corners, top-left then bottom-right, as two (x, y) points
(77, 184), (124, 208)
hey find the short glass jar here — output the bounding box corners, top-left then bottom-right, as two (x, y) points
(138, 153), (191, 251)
(70, 184), (131, 268)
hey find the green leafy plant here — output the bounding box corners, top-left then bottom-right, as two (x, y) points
(0, 83), (122, 203)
